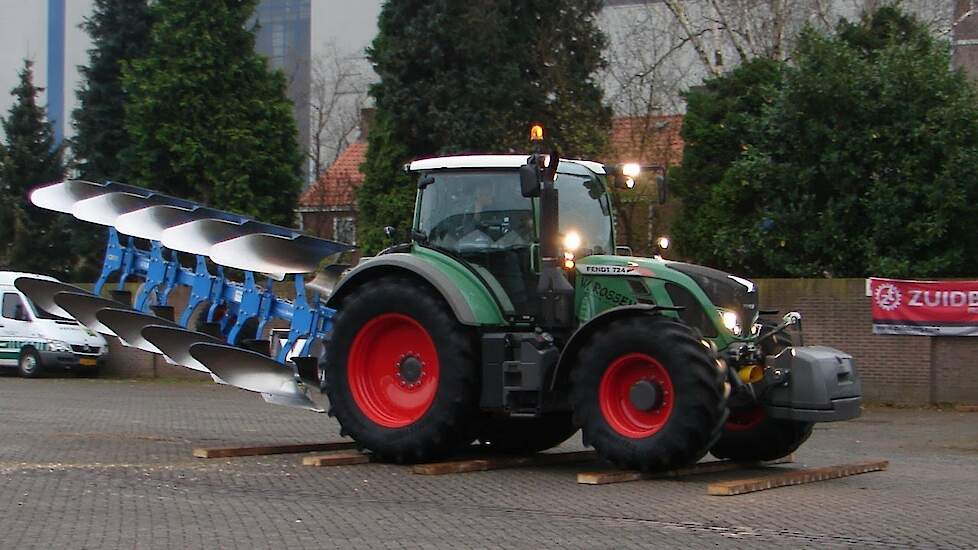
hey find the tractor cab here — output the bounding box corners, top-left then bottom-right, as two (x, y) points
(409, 155), (614, 320)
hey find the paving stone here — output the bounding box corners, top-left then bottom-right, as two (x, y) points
(1, 374), (976, 549)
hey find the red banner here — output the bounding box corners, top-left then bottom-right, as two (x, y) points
(869, 277), (978, 336)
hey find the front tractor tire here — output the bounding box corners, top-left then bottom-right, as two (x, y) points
(570, 315), (727, 472)
(710, 320), (814, 461)
(324, 276), (480, 463)
(709, 406), (813, 461)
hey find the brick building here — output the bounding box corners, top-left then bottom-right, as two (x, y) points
(296, 141), (366, 245)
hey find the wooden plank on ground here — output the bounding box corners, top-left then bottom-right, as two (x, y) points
(707, 459), (889, 496)
(302, 451), (370, 467)
(192, 441), (356, 459)
(955, 404), (978, 412)
(413, 450), (597, 475)
(576, 455), (794, 485)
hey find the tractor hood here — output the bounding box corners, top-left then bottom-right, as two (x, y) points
(663, 261), (759, 325)
(576, 255), (759, 334)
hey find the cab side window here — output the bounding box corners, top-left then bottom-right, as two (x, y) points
(2, 293), (29, 321)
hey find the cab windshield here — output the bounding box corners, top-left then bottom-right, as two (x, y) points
(416, 169), (614, 255)
(417, 170), (533, 253)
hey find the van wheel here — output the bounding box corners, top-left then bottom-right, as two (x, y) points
(18, 348), (42, 378)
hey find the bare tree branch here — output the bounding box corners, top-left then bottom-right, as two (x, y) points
(709, 0), (751, 62)
(664, 0), (722, 76)
(308, 42), (370, 180)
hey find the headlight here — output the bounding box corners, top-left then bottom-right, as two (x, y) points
(563, 231), (581, 252)
(719, 310), (742, 336)
(47, 340), (72, 352)
(622, 163), (641, 178)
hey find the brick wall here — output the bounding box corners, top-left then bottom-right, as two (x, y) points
(88, 285), (209, 381)
(756, 278), (977, 405)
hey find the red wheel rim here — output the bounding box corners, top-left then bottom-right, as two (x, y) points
(725, 406), (765, 432)
(599, 352), (674, 438)
(347, 313), (440, 428)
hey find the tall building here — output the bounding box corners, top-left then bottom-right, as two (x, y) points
(46, 0), (66, 144)
(0, 0), (93, 144)
(252, 0), (312, 182)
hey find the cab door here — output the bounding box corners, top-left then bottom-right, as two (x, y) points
(0, 291), (32, 366)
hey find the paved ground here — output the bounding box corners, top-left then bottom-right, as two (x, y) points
(0, 374), (976, 549)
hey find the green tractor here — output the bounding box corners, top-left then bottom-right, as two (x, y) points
(319, 151), (862, 471)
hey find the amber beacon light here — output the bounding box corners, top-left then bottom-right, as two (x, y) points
(529, 123), (545, 142)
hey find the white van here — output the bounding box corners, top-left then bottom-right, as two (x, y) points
(0, 272), (109, 377)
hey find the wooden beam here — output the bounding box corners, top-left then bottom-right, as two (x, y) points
(192, 441), (356, 459)
(955, 404), (978, 412)
(576, 455), (794, 485)
(707, 459), (889, 496)
(302, 451), (370, 467)
(413, 450), (597, 475)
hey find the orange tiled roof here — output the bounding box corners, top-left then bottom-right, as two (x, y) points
(299, 142), (368, 207)
(608, 115), (684, 167)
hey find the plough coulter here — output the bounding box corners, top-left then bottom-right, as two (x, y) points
(19, 149), (863, 471)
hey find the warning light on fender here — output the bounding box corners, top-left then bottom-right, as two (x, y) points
(529, 123), (545, 142)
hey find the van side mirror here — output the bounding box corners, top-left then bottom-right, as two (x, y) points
(520, 163), (541, 198)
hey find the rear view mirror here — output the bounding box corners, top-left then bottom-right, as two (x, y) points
(521, 150), (559, 198)
(520, 162), (541, 198)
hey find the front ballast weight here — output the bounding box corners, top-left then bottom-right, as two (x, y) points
(20, 179), (356, 411)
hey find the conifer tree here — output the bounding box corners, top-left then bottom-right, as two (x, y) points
(0, 60), (74, 278)
(122, 0), (302, 226)
(73, 0), (155, 182)
(358, 0), (611, 252)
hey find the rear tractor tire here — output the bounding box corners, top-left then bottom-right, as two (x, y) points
(477, 413), (578, 454)
(710, 320), (814, 461)
(324, 276), (480, 463)
(569, 315), (727, 472)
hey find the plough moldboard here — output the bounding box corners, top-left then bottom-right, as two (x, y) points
(19, 180), (356, 411)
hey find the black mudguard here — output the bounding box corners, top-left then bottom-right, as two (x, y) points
(760, 346), (862, 422)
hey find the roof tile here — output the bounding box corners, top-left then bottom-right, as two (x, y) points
(299, 142), (367, 207)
